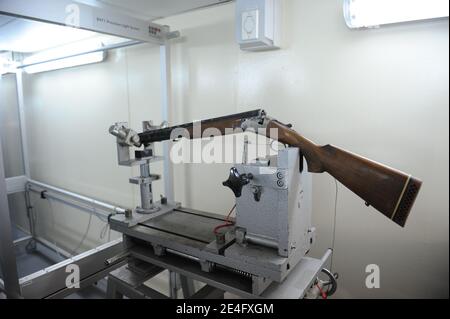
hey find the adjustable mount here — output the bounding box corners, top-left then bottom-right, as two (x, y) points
(109, 121), (165, 214)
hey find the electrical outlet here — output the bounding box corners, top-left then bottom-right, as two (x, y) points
(236, 0), (282, 51)
(241, 9), (259, 41)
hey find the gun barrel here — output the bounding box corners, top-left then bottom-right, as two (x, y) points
(138, 109), (263, 144)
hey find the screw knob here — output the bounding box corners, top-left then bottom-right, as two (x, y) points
(222, 167), (252, 197)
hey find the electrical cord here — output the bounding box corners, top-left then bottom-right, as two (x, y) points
(316, 284), (328, 299)
(329, 178), (339, 272)
(46, 197), (64, 260)
(71, 208), (93, 255)
(100, 221), (110, 241)
(213, 204), (236, 235)
(41, 191), (122, 257)
(100, 212), (125, 242)
(311, 178), (339, 300)
(99, 213), (111, 241)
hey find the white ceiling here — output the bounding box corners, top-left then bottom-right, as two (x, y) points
(97, 0), (232, 20)
(0, 0), (232, 53)
(0, 15), (98, 53)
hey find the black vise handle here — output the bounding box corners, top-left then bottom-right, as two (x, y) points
(222, 167), (253, 198)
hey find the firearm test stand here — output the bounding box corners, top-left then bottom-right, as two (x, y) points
(106, 120), (336, 299)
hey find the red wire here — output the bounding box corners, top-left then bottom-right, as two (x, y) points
(224, 204), (236, 223)
(213, 204), (236, 235)
(316, 284), (328, 299)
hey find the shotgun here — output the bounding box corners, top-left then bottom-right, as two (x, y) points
(131, 109), (422, 227)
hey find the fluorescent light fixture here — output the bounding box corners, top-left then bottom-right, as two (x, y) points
(344, 0), (449, 28)
(23, 51), (105, 74)
(22, 39), (106, 74)
(0, 16), (97, 53)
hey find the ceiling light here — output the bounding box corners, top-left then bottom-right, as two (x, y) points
(22, 52), (106, 74)
(22, 39), (106, 74)
(344, 0), (449, 28)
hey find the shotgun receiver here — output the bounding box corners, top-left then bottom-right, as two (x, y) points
(133, 109), (422, 227)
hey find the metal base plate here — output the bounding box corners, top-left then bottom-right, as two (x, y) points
(110, 200), (180, 228)
(111, 207), (313, 288)
(136, 206), (161, 214)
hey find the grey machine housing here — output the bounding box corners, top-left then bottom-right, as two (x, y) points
(232, 147), (314, 259)
(226, 147), (316, 285)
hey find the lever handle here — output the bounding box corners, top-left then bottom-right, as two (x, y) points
(222, 167), (252, 197)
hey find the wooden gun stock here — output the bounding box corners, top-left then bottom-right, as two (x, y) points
(267, 120), (422, 227)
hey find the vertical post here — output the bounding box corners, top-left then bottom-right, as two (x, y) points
(15, 71), (30, 178)
(0, 138), (21, 299)
(179, 275), (196, 298)
(139, 163), (153, 209)
(168, 270), (178, 299)
(159, 44), (174, 201)
(16, 70), (36, 241)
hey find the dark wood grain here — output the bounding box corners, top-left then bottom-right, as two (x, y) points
(267, 120), (422, 227)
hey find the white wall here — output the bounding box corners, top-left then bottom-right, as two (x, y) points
(163, 0), (449, 298)
(21, 45), (166, 253)
(13, 0), (448, 298)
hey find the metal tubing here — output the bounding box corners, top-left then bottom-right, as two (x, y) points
(159, 44), (175, 201)
(321, 249), (333, 264)
(180, 275), (196, 298)
(24, 189), (36, 238)
(13, 235), (33, 246)
(139, 164), (152, 209)
(28, 186), (112, 220)
(166, 248), (200, 262)
(27, 179), (128, 214)
(169, 270), (178, 299)
(15, 71), (30, 177)
(246, 234), (278, 250)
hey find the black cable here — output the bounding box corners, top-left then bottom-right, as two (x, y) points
(107, 212), (125, 222)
